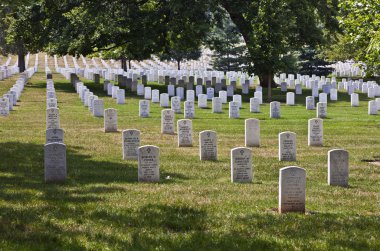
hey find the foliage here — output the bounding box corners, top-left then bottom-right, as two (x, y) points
(219, 0), (339, 87)
(0, 1), (45, 71)
(334, 0), (380, 76)
(298, 47), (333, 76)
(207, 16), (249, 72)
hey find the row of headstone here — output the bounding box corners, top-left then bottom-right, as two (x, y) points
(75, 81), (104, 117)
(0, 64), (20, 80)
(44, 77), (67, 183)
(0, 71), (34, 116)
(160, 113), (325, 161)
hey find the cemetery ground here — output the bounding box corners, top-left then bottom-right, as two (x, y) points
(0, 72), (379, 250)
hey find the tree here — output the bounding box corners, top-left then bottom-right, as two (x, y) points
(0, 1), (45, 72)
(298, 47), (333, 76)
(207, 16), (249, 73)
(42, 0), (211, 71)
(326, 0), (380, 76)
(219, 0), (339, 100)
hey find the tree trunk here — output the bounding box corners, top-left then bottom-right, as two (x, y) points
(177, 60), (181, 70)
(121, 56), (127, 71)
(128, 59), (132, 70)
(18, 53), (25, 72)
(260, 73), (276, 102)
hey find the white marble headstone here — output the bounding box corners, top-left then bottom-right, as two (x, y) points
(328, 149), (349, 187)
(161, 109), (175, 134)
(231, 147), (253, 183)
(44, 142), (67, 182)
(279, 131), (296, 161)
(122, 129), (140, 160)
(139, 100), (150, 117)
(245, 118), (260, 147)
(177, 119), (193, 147)
(104, 108), (118, 132)
(199, 130), (217, 160)
(308, 118), (323, 146)
(270, 101), (281, 118)
(46, 108), (60, 129)
(279, 166), (306, 213)
(138, 145), (160, 182)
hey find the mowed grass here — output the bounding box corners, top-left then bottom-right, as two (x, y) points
(0, 72), (379, 250)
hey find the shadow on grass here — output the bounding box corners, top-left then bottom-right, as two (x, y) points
(0, 141), (379, 250)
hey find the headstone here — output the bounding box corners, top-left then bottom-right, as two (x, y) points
(245, 118), (260, 147)
(177, 119), (193, 147)
(295, 84), (302, 95)
(196, 78), (203, 86)
(47, 98), (57, 109)
(233, 95), (242, 108)
(122, 129), (140, 160)
(107, 83), (113, 96)
(138, 145), (160, 182)
(229, 101), (240, 119)
(279, 131), (296, 161)
(242, 83), (249, 94)
(215, 83), (222, 93)
(319, 93), (327, 103)
(186, 90), (195, 102)
(152, 89), (160, 103)
(93, 99), (104, 117)
(46, 128), (64, 143)
(281, 82), (287, 92)
(330, 89), (338, 101)
(328, 149), (349, 187)
(139, 100), (150, 117)
(254, 91), (263, 104)
(184, 100), (195, 119)
(112, 86), (119, 99)
(198, 94), (208, 108)
(351, 93), (359, 107)
(306, 96), (315, 110)
(227, 85), (234, 97)
(160, 93), (170, 107)
(270, 101), (281, 118)
(171, 96), (181, 113)
(212, 97), (222, 113)
(250, 98), (260, 113)
(144, 87), (152, 99)
(368, 100), (378, 115)
(231, 147), (253, 183)
(195, 85), (203, 97)
(176, 87), (185, 100)
(278, 166), (306, 213)
(104, 108), (118, 132)
(168, 85), (175, 96)
(308, 118), (323, 146)
(207, 88), (214, 100)
(199, 130), (217, 160)
(117, 89), (125, 104)
(46, 108), (60, 129)
(137, 84), (144, 96)
(161, 109), (175, 134)
(219, 90), (227, 103)
(317, 102), (327, 118)
(286, 92), (295, 105)
(0, 97), (10, 116)
(44, 143), (67, 182)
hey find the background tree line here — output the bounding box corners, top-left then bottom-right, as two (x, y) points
(0, 0), (378, 98)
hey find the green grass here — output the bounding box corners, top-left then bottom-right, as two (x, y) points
(0, 72), (379, 250)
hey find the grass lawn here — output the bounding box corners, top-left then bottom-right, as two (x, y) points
(0, 71), (379, 250)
